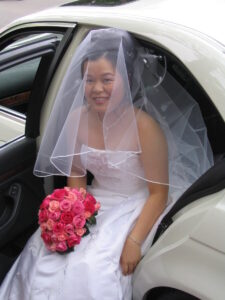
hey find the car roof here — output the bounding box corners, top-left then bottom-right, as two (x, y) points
(2, 0), (225, 47)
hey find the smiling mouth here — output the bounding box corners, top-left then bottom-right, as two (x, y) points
(93, 98), (109, 104)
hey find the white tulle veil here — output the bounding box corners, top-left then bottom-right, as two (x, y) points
(34, 27), (214, 200)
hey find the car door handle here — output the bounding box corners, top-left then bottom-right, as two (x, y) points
(0, 183), (21, 230)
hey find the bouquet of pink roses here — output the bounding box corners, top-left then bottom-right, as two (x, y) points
(38, 187), (100, 253)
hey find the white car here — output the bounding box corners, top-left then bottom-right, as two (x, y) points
(0, 0), (225, 299)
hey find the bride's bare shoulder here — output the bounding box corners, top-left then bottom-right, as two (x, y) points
(135, 107), (166, 143)
(135, 108), (158, 130)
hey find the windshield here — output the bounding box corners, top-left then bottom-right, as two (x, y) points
(62, 0), (137, 7)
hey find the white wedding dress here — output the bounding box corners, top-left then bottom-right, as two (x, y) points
(0, 146), (172, 300)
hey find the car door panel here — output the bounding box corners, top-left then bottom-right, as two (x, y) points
(0, 25), (76, 283)
(0, 137), (44, 244)
(0, 136), (45, 282)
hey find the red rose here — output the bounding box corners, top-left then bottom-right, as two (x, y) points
(53, 222), (65, 233)
(60, 212), (74, 224)
(84, 199), (95, 214)
(86, 193), (96, 204)
(41, 232), (52, 245)
(67, 234), (81, 248)
(38, 209), (48, 223)
(40, 198), (50, 209)
(52, 188), (68, 200)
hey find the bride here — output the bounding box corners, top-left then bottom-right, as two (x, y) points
(0, 28), (213, 299)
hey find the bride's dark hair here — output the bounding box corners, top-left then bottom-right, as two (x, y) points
(81, 28), (138, 88)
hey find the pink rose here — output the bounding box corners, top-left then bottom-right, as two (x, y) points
(65, 191), (77, 202)
(46, 219), (55, 231)
(84, 211), (92, 219)
(60, 212), (74, 224)
(41, 232), (52, 245)
(48, 211), (61, 221)
(79, 187), (86, 197)
(49, 200), (60, 212)
(95, 202), (101, 211)
(75, 228), (86, 237)
(56, 241), (67, 252)
(73, 215), (86, 229)
(67, 234), (81, 248)
(72, 200), (84, 215)
(53, 222), (65, 233)
(70, 188), (79, 194)
(64, 224), (75, 235)
(47, 243), (57, 252)
(38, 209), (48, 223)
(60, 199), (72, 212)
(51, 233), (59, 243)
(71, 189), (84, 202)
(56, 233), (68, 241)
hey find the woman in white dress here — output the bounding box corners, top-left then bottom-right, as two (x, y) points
(0, 28), (213, 299)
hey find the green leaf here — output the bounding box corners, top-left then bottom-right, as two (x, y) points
(87, 216), (96, 225)
(83, 225), (90, 236)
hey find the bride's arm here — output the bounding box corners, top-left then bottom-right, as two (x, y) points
(67, 175), (87, 189)
(120, 112), (168, 276)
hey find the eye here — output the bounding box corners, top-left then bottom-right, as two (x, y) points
(86, 78), (94, 84)
(103, 77), (114, 84)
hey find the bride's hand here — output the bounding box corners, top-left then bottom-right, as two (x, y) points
(120, 237), (141, 276)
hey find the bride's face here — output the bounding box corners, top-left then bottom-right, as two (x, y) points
(83, 56), (125, 115)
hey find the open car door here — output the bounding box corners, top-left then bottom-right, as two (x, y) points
(0, 24), (76, 283)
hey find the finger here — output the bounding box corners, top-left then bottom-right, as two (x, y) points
(127, 263), (135, 275)
(121, 263), (129, 276)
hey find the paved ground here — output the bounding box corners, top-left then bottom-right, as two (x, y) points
(0, 0), (71, 29)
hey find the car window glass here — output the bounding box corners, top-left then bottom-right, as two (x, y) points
(0, 32), (63, 114)
(0, 57), (41, 114)
(0, 33), (63, 54)
(0, 31), (64, 147)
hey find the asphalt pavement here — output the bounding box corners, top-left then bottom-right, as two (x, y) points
(0, 0), (71, 30)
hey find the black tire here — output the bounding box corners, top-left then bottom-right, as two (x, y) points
(143, 288), (200, 300)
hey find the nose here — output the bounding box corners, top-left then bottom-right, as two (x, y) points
(92, 80), (103, 93)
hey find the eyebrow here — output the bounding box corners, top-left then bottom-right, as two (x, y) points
(102, 72), (114, 76)
(86, 72), (114, 77)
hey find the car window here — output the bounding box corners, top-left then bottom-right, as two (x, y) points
(0, 32), (63, 114)
(0, 57), (41, 114)
(62, 0), (136, 6)
(0, 30), (65, 147)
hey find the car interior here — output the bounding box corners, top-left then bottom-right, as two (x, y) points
(0, 24), (225, 285)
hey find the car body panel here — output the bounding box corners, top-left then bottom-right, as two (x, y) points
(2, 0), (225, 46)
(133, 189), (225, 300)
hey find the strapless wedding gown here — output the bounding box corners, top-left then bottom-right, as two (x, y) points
(0, 147), (171, 300)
